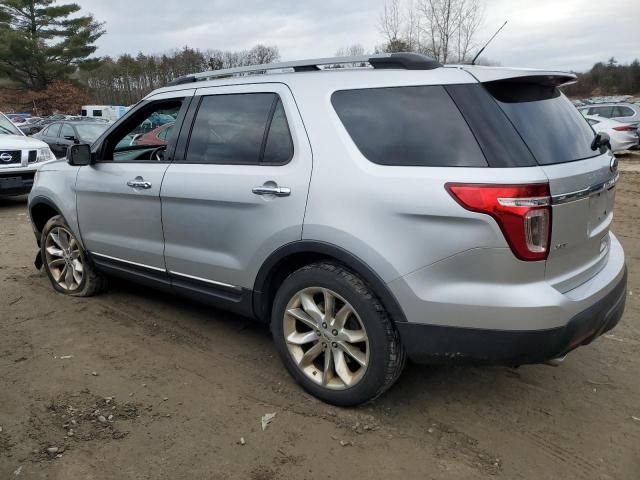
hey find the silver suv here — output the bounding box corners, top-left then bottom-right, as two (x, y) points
(28, 53), (627, 406)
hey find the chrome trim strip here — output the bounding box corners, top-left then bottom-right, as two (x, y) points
(91, 252), (166, 273)
(169, 271), (241, 291)
(551, 174), (619, 205)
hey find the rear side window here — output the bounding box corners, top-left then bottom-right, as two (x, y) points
(484, 81), (597, 165)
(588, 106), (613, 117)
(612, 106), (634, 117)
(331, 86), (487, 167)
(187, 93), (293, 165)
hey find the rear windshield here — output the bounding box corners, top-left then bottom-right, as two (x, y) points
(331, 86), (487, 167)
(484, 81), (597, 165)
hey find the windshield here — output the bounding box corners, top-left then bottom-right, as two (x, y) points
(484, 81), (597, 165)
(75, 123), (109, 143)
(0, 114), (23, 136)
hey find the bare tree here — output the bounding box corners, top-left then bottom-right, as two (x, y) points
(335, 44), (366, 57)
(417, 0), (485, 63)
(379, 0), (402, 44)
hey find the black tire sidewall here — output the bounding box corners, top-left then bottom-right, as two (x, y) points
(272, 264), (394, 406)
(41, 216), (90, 296)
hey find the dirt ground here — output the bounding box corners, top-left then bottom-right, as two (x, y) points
(1, 169), (639, 480)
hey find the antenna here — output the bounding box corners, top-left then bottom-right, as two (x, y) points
(471, 20), (508, 66)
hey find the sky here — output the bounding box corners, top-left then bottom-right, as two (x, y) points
(77, 0), (639, 72)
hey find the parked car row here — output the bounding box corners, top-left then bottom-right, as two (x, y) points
(33, 121), (111, 158)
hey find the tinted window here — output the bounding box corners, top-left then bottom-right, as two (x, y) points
(61, 124), (75, 138)
(588, 106), (613, 118)
(187, 93), (276, 165)
(93, 110), (103, 117)
(262, 99), (293, 164)
(75, 124), (109, 143)
(484, 82), (597, 165)
(331, 86), (487, 167)
(46, 124), (61, 138)
(612, 106), (634, 117)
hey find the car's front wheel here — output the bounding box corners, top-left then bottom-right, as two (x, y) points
(271, 262), (405, 406)
(41, 215), (107, 296)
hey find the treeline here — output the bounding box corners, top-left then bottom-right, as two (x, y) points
(78, 45), (280, 106)
(563, 58), (640, 97)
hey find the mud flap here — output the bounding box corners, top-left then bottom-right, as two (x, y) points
(34, 250), (43, 270)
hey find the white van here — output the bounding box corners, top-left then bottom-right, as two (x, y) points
(80, 105), (128, 122)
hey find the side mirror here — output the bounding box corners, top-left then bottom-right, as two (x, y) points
(64, 135), (79, 143)
(591, 132), (612, 153)
(67, 143), (92, 166)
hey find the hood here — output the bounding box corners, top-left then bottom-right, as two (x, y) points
(0, 134), (49, 150)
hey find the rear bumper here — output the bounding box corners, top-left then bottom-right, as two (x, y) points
(0, 170), (36, 195)
(396, 266), (627, 365)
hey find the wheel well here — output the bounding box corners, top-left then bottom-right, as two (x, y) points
(30, 202), (60, 237)
(253, 243), (407, 325)
(256, 252), (330, 321)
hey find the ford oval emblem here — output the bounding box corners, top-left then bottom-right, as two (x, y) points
(610, 157), (618, 173)
(0, 152), (13, 163)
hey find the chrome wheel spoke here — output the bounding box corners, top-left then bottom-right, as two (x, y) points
(287, 308), (318, 330)
(322, 289), (335, 320)
(300, 292), (323, 323)
(64, 264), (75, 289)
(341, 328), (367, 344)
(333, 304), (352, 330)
(299, 342), (323, 367)
(72, 259), (83, 273)
(46, 246), (64, 258)
(322, 348), (333, 386)
(287, 330), (318, 345)
(333, 348), (355, 386)
(48, 258), (66, 269)
(338, 341), (367, 367)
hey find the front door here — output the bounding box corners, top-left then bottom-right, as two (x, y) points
(76, 91), (193, 272)
(161, 83), (312, 293)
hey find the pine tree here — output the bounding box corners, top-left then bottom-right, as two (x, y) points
(0, 0), (104, 90)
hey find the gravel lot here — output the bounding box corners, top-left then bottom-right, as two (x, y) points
(1, 169), (639, 480)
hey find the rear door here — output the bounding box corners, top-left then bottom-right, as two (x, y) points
(161, 83), (312, 293)
(483, 79), (618, 291)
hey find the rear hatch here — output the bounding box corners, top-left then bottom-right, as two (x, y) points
(468, 69), (618, 292)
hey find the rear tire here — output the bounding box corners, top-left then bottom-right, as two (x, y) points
(41, 215), (107, 297)
(271, 262), (405, 406)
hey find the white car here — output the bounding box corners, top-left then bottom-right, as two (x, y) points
(0, 112), (56, 196)
(584, 115), (640, 152)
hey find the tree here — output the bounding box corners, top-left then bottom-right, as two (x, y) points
(0, 0), (104, 90)
(378, 0), (485, 62)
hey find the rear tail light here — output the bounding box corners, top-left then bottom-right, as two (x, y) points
(446, 183), (552, 261)
(612, 125), (636, 132)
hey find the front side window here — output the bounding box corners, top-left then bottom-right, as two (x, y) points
(186, 93), (293, 165)
(332, 86), (487, 167)
(104, 99), (183, 161)
(61, 124), (75, 139)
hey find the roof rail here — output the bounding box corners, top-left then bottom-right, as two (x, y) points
(166, 52), (441, 86)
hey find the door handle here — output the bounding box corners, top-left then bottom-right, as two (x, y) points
(252, 185), (291, 197)
(127, 178), (152, 189)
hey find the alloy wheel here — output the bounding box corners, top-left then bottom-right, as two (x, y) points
(283, 287), (369, 390)
(44, 227), (84, 291)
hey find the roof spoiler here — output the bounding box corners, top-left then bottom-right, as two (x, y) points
(458, 66), (577, 88)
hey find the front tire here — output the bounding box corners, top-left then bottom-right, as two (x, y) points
(271, 262), (405, 406)
(41, 215), (107, 296)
